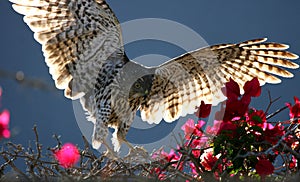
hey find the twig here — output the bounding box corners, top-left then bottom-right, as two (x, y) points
(1, 155), (30, 181)
(266, 105), (288, 120)
(265, 90), (281, 115)
(52, 134), (62, 147)
(32, 125), (42, 166)
(175, 135), (195, 170)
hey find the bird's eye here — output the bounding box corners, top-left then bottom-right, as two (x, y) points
(134, 83), (141, 89)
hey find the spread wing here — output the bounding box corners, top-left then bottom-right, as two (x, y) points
(140, 38), (299, 124)
(10, 0), (125, 99)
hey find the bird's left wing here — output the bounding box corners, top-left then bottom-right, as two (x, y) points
(10, 0), (125, 99)
(140, 38), (299, 124)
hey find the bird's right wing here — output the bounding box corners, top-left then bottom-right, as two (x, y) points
(10, 0), (126, 99)
(140, 38), (299, 124)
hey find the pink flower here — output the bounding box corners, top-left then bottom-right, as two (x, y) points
(165, 149), (180, 162)
(54, 143), (80, 168)
(206, 120), (223, 136)
(255, 158), (274, 177)
(189, 162), (197, 175)
(181, 119), (205, 139)
(181, 119), (196, 138)
(0, 110), (10, 139)
(286, 96), (300, 121)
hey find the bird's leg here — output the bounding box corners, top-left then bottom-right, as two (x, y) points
(92, 101), (120, 160)
(113, 125), (134, 151)
(102, 140), (119, 160)
(123, 139), (135, 150)
(92, 126), (119, 159)
(115, 126), (149, 162)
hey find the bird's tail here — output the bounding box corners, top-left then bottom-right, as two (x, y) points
(92, 124), (104, 150)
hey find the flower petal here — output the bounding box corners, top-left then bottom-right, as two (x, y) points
(243, 78), (261, 97)
(224, 78), (240, 100)
(0, 110), (10, 125)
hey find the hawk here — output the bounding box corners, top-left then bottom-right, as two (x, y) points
(10, 0), (299, 155)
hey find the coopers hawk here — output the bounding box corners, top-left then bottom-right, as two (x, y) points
(10, 0), (299, 154)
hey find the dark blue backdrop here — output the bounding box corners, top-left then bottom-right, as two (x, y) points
(0, 0), (299, 162)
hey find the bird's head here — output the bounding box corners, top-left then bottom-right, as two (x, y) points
(129, 74), (154, 99)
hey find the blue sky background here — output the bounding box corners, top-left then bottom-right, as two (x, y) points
(0, 0), (300, 165)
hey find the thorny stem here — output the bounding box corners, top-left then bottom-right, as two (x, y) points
(265, 122), (299, 154)
(175, 135), (195, 170)
(1, 155), (30, 181)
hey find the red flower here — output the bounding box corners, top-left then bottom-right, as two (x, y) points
(165, 149), (180, 162)
(54, 143), (80, 168)
(289, 156), (297, 169)
(189, 137), (208, 158)
(195, 101), (212, 118)
(221, 78), (261, 122)
(222, 78), (241, 100)
(248, 109), (266, 127)
(217, 121), (237, 138)
(286, 96), (300, 121)
(200, 150), (219, 171)
(291, 141), (299, 150)
(284, 134), (299, 150)
(223, 99), (248, 122)
(150, 167), (166, 180)
(222, 77), (261, 100)
(152, 148), (182, 169)
(263, 123), (284, 145)
(255, 158), (274, 176)
(0, 110), (10, 139)
(243, 77), (261, 98)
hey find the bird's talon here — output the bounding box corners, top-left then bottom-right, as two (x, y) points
(123, 146), (150, 163)
(103, 150), (119, 160)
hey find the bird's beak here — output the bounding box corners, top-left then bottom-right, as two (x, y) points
(145, 90), (149, 95)
(132, 93), (142, 98)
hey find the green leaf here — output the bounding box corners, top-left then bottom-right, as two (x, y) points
(252, 115), (263, 123)
(232, 158), (244, 170)
(248, 109), (254, 114)
(214, 145), (221, 155)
